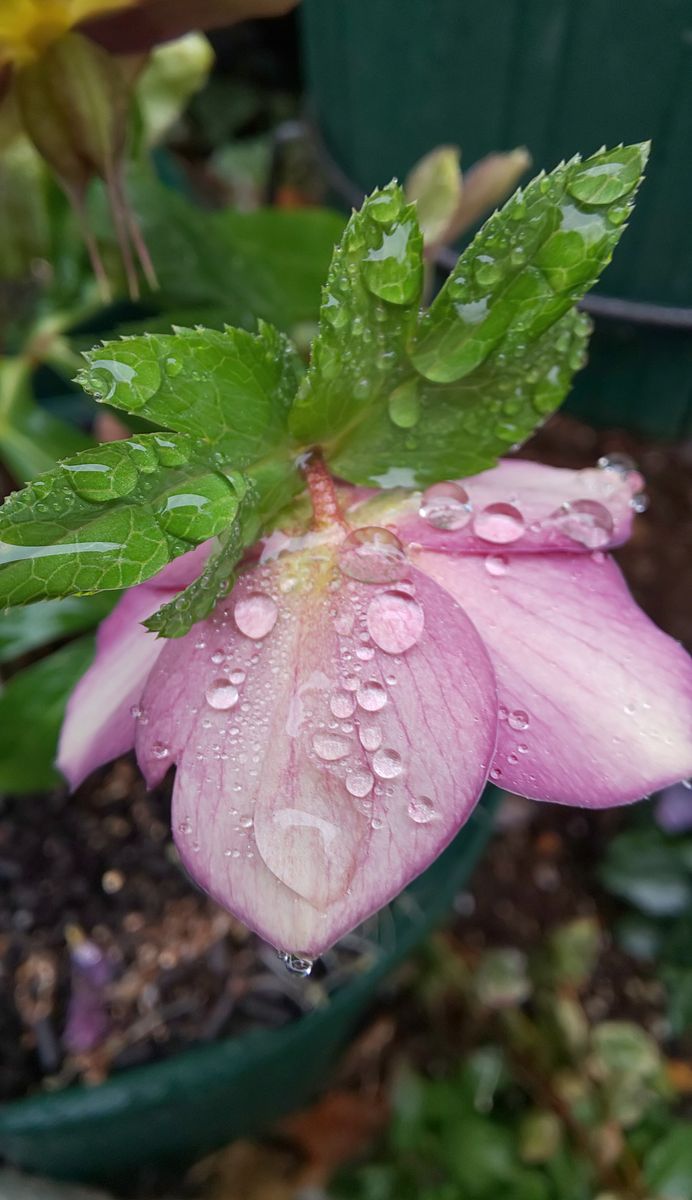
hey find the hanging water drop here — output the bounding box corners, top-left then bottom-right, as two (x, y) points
(278, 952), (314, 977)
(547, 500), (613, 549)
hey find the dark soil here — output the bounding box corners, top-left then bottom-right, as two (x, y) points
(0, 414), (689, 1105)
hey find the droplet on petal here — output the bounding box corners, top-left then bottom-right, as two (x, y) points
(338, 527), (408, 584)
(359, 726), (382, 752)
(356, 679), (388, 711)
(152, 741), (169, 760)
(346, 770), (374, 797)
(408, 796), (436, 824)
(373, 747), (403, 778)
(419, 482), (472, 531)
(548, 500), (614, 549)
(312, 731), (351, 761)
(507, 709), (530, 731)
(485, 554), (508, 577)
(473, 502), (525, 544)
(367, 590), (424, 654)
(229, 668), (246, 685)
(205, 678), (239, 710)
(234, 593), (278, 639)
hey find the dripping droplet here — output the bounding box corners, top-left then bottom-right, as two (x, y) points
(367, 589), (424, 655)
(473, 502), (525, 544)
(278, 952), (314, 977)
(234, 593), (278, 639)
(419, 481), (472, 531)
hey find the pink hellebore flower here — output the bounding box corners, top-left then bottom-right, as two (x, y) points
(58, 459), (692, 959)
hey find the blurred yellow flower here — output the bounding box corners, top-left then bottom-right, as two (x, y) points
(0, 0), (134, 67)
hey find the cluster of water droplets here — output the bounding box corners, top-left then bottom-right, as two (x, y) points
(489, 705), (533, 782)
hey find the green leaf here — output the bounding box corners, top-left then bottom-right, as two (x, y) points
(0, 593), (114, 663)
(0, 636), (94, 792)
(0, 432), (244, 604)
(289, 182), (424, 450)
(600, 828), (692, 917)
(411, 143), (648, 383)
(293, 145), (645, 486)
(645, 1124), (692, 1199)
(145, 476), (258, 638)
(77, 322), (301, 455)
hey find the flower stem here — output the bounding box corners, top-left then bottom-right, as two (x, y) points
(302, 451), (347, 531)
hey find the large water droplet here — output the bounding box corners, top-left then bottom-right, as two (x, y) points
(338, 527), (408, 584)
(346, 770), (374, 797)
(356, 680), (388, 712)
(368, 188), (403, 225)
(312, 732), (351, 761)
(408, 796), (436, 824)
(367, 589), (424, 655)
(373, 748), (403, 779)
(205, 678), (239, 710)
(362, 217), (423, 305)
(388, 379), (421, 428)
(548, 500), (614, 548)
(234, 592), (279, 639)
(88, 356), (161, 408)
(359, 726), (382, 752)
(278, 952), (314, 977)
(473, 502), (525, 544)
(419, 481), (472, 531)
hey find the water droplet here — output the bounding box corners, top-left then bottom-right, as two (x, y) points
(278, 952), (314, 977)
(371, 817), (384, 831)
(484, 554), (508, 577)
(346, 770), (374, 797)
(205, 678), (239, 710)
(373, 748), (403, 779)
(359, 726), (382, 752)
(547, 500), (613, 549)
(152, 742), (169, 760)
(507, 709), (529, 731)
(165, 356), (182, 377)
(408, 796), (436, 824)
(624, 702), (636, 716)
(239, 815), (253, 829)
(130, 705), (142, 720)
(356, 679), (388, 711)
(419, 481), (472, 531)
(367, 590), (424, 655)
(517, 743), (529, 754)
(368, 188), (402, 224)
(229, 668), (246, 685)
(312, 731), (351, 761)
(338, 527), (408, 584)
(362, 217), (423, 305)
(474, 255), (502, 288)
(234, 593), (278, 639)
(490, 767), (502, 781)
(330, 690), (356, 719)
(597, 452), (637, 476)
(211, 650), (225, 665)
(473, 503), (525, 544)
(178, 818), (192, 835)
(88, 356), (161, 407)
(388, 379), (420, 428)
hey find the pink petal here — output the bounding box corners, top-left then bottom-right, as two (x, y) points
(385, 459), (640, 555)
(136, 535), (497, 956)
(57, 542), (212, 790)
(415, 549), (692, 806)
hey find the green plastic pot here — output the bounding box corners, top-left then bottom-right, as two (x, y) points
(0, 789), (498, 1186)
(301, 0), (692, 442)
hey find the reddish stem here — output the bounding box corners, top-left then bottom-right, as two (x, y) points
(302, 451), (347, 530)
